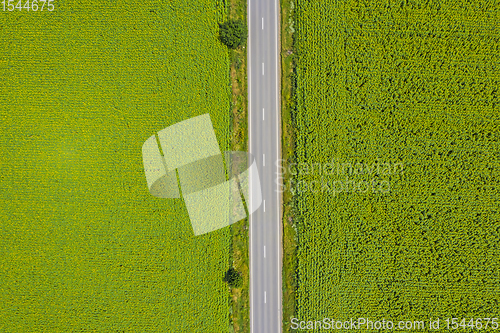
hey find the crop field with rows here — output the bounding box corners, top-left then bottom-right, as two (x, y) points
(290, 0), (499, 330)
(0, 0), (232, 331)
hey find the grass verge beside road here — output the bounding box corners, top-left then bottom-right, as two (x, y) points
(227, 0), (250, 332)
(280, 0), (298, 331)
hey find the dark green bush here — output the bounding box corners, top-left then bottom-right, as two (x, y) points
(223, 267), (243, 288)
(219, 20), (248, 49)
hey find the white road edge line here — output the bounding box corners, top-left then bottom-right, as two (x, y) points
(275, 0), (281, 330)
(248, 0), (253, 331)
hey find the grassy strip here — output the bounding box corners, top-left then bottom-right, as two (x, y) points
(227, 0), (250, 332)
(280, 0), (298, 331)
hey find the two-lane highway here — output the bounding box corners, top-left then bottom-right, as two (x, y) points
(248, 0), (282, 332)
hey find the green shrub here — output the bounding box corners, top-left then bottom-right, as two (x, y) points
(219, 20), (248, 49)
(224, 267), (243, 288)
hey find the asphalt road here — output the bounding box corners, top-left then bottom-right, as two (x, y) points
(248, 0), (282, 332)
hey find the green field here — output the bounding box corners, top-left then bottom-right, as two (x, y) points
(0, 1), (233, 331)
(289, 0), (499, 331)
